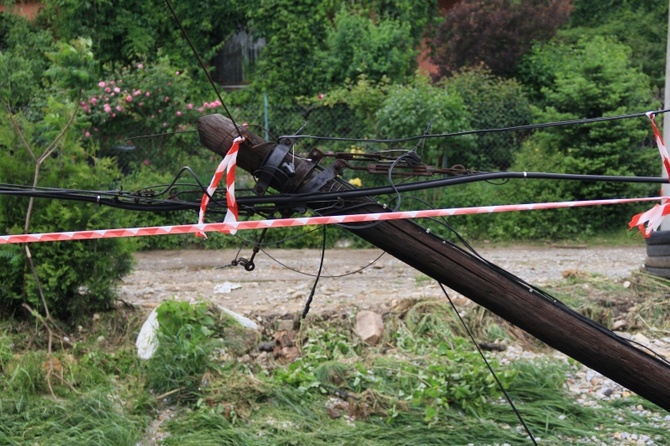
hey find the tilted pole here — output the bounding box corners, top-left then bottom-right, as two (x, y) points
(198, 114), (670, 412)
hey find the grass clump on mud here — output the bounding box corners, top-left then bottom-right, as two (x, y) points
(1, 271), (670, 445)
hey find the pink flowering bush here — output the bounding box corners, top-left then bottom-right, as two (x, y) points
(80, 57), (226, 172)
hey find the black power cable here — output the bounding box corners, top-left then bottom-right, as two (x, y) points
(281, 108), (670, 144)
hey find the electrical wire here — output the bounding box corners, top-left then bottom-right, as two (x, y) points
(281, 108), (670, 144)
(301, 225), (327, 319)
(439, 282), (538, 445)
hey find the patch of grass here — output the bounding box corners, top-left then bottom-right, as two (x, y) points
(144, 300), (259, 403)
(1, 281), (670, 446)
(0, 393), (146, 446)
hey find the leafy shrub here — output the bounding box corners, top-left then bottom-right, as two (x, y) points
(144, 301), (254, 402)
(497, 36), (658, 239)
(0, 30), (135, 321)
(0, 146), (135, 319)
(80, 58), (217, 173)
(442, 67), (533, 170)
(320, 8), (416, 86)
(375, 76), (476, 169)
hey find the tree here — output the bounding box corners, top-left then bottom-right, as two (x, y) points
(441, 67), (533, 170)
(561, 0), (668, 89)
(0, 17), (135, 320)
(320, 8), (416, 86)
(431, 0), (572, 79)
(39, 0), (247, 86)
(496, 36), (658, 239)
(246, 0), (438, 98)
(375, 76), (475, 170)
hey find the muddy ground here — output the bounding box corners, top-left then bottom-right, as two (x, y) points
(119, 244), (647, 319)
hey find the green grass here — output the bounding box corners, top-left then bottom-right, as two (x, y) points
(0, 272), (669, 446)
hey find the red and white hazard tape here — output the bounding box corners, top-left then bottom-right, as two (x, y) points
(0, 196), (664, 245)
(630, 113), (670, 237)
(197, 136), (244, 237)
(646, 112), (670, 177)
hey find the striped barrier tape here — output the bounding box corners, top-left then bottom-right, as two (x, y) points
(0, 196), (665, 245)
(196, 136), (243, 237)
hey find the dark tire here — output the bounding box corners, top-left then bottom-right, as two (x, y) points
(644, 266), (670, 279)
(646, 244), (670, 257)
(644, 256), (670, 268)
(645, 230), (670, 245)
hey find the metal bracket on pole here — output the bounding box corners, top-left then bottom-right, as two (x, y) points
(254, 138), (296, 195)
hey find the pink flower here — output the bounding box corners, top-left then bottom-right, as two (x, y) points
(139, 102), (144, 107)
(164, 96), (170, 102)
(175, 71), (180, 76)
(145, 91), (150, 97)
(98, 81), (105, 88)
(125, 95), (133, 102)
(112, 113), (116, 118)
(318, 93), (324, 100)
(89, 97), (98, 105)
(197, 107), (204, 113)
(105, 87), (111, 93)
(115, 105), (123, 112)
(85, 131), (91, 138)
(113, 87), (120, 93)
(143, 159), (150, 166)
(176, 111), (182, 117)
(187, 103), (193, 110)
(103, 104), (112, 113)
(162, 122), (168, 127)
(202, 101), (209, 109)
(133, 89), (141, 96)
(137, 63), (144, 70)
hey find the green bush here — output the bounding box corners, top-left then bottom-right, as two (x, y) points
(0, 144), (135, 319)
(375, 76), (476, 169)
(496, 36), (658, 239)
(320, 8), (416, 86)
(0, 28), (136, 321)
(144, 301), (254, 402)
(442, 67), (533, 170)
(79, 57), (214, 173)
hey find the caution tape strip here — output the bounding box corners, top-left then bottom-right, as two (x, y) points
(0, 196), (664, 245)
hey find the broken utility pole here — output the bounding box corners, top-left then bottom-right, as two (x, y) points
(197, 113), (670, 413)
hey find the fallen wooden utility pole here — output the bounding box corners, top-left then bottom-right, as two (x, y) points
(198, 114), (670, 412)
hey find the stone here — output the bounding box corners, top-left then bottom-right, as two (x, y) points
(276, 319), (294, 332)
(612, 319), (627, 331)
(354, 310), (384, 346)
(258, 341), (275, 352)
(213, 282), (242, 294)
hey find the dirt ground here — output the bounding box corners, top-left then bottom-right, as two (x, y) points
(119, 244), (647, 319)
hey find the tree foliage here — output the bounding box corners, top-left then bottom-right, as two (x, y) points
(496, 36), (658, 239)
(0, 17), (135, 320)
(39, 0), (247, 73)
(431, 0), (572, 79)
(375, 77), (475, 170)
(441, 67), (533, 170)
(246, 0), (437, 98)
(320, 8), (416, 86)
(561, 0), (668, 89)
